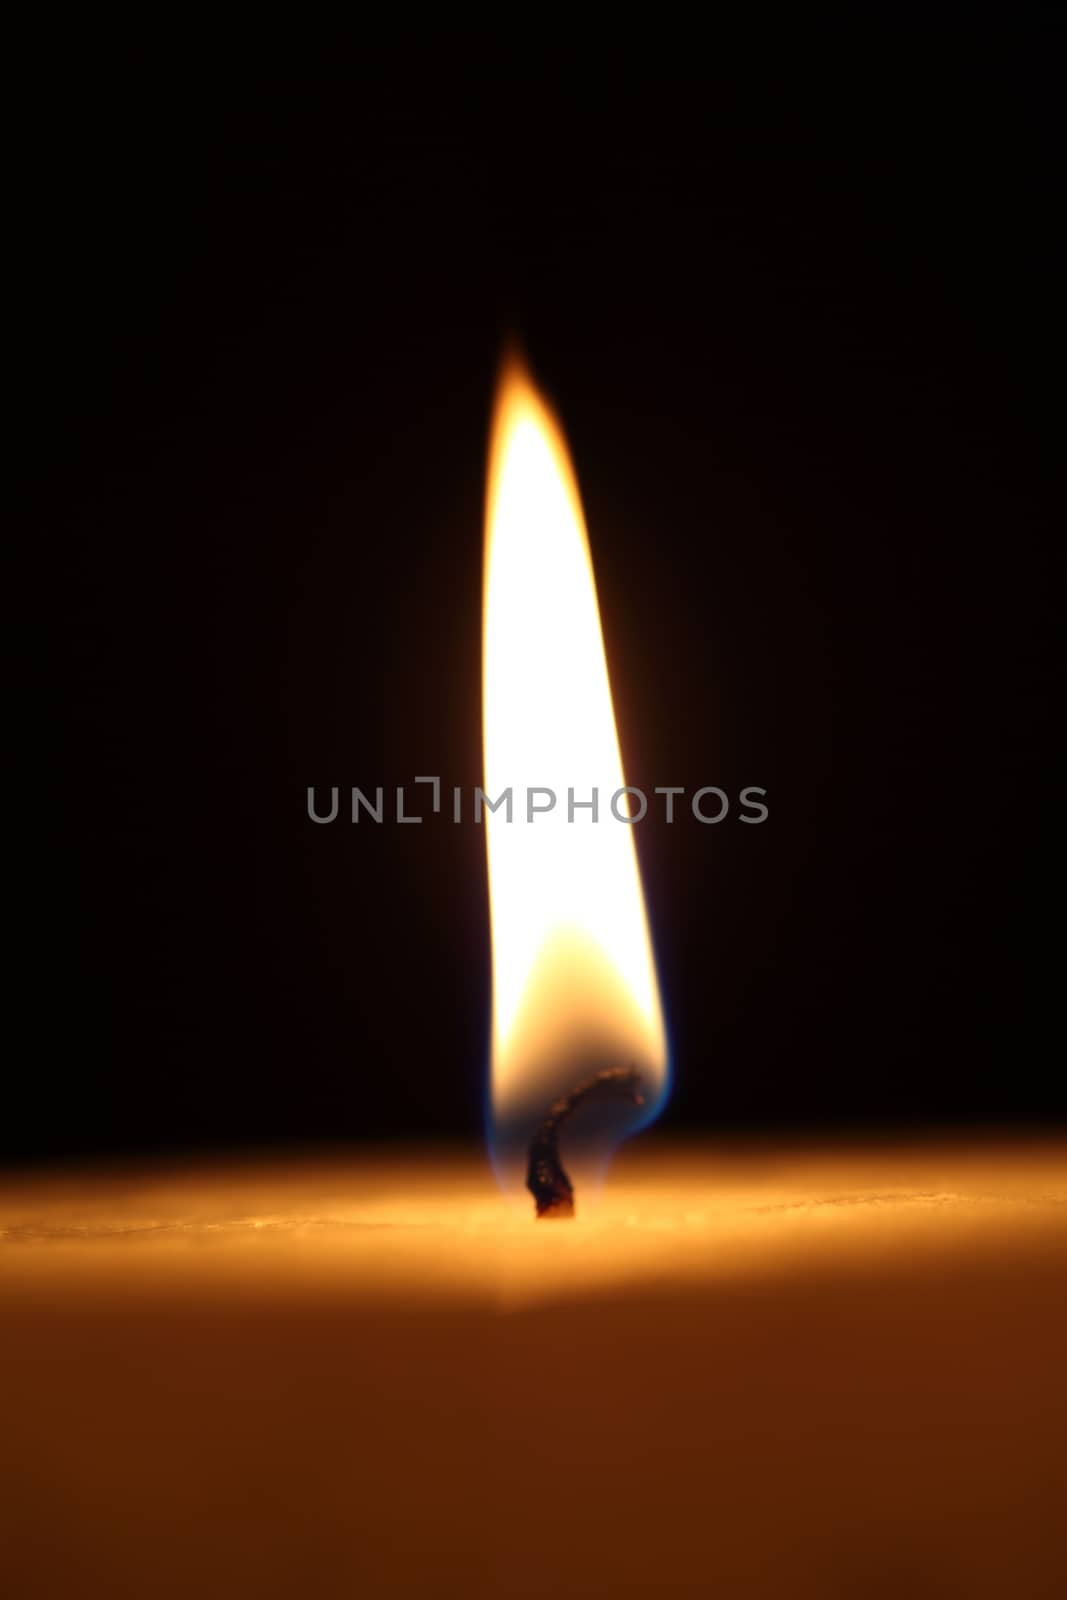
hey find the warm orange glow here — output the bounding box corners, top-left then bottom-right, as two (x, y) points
(483, 354), (667, 1148)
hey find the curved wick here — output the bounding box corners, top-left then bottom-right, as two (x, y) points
(526, 1066), (646, 1219)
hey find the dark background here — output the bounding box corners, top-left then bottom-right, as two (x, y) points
(19, 19), (1062, 1163)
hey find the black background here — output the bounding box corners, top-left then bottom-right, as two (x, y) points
(20, 19), (1062, 1163)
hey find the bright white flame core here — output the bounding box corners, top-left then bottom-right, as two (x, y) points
(484, 358), (667, 1126)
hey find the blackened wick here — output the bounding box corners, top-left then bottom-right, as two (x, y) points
(526, 1066), (646, 1219)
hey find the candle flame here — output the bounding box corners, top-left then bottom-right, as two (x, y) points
(483, 353), (668, 1181)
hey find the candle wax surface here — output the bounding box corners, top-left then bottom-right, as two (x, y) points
(2, 1137), (1065, 1599)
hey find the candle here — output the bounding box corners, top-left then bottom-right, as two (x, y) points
(3, 1138), (1064, 1596)
(8, 360), (1062, 1600)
